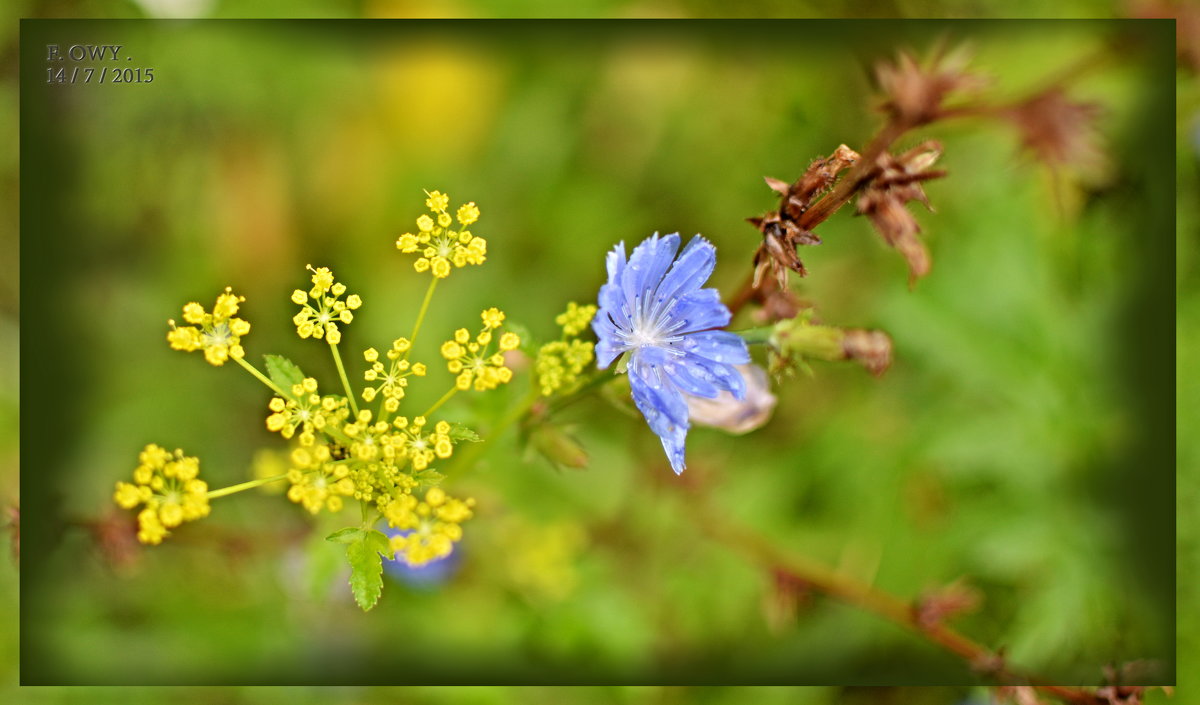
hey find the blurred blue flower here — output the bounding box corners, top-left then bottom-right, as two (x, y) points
(593, 233), (749, 474)
(380, 527), (462, 589)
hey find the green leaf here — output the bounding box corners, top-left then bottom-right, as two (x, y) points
(448, 423), (482, 443)
(264, 354), (306, 393)
(345, 529), (390, 612)
(325, 527), (365, 544)
(412, 467), (445, 490)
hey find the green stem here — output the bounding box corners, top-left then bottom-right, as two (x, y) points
(206, 472), (289, 500)
(234, 356), (292, 399)
(733, 326), (776, 346)
(407, 277), (439, 354)
(329, 342), (360, 416)
(422, 386), (458, 418)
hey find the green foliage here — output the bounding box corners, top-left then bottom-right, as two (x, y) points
(13, 14), (1174, 691)
(264, 354), (306, 392)
(448, 423), (483, 443)
(343, 529), (390, 612)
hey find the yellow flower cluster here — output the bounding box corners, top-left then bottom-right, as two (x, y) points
(362, 339), (427, 413)
(350, 460), (417, 507)
(291, 265), (362, 345)
(385, 487), (475, 566)
(342, 409), (396, 462)
(265, 378), (351, 446)
(114, 444), (211, 544)
(395, 190), (487, 278)
(131, 189), (514, 605)
(285, 445), (355, 515)
(166, 287), (251, 366)
(440, 308), (521, 391)
(392, 416), (454, 471)
(536, 302), (597, 396)
(556, 302), (597, 337)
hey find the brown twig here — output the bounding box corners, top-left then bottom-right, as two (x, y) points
(728, 43), (1117, 318)
(684, 493), (1104, 704)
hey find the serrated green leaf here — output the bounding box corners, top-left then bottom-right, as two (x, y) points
(326, 527), (365, 544)
(264, 354), (306, 393)
(412, 468), (445, 490)
(449, 423), (482, 443)
(346, 529), (390, 612)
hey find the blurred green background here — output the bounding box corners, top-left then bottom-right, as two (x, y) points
(6, 4), (1184, 702)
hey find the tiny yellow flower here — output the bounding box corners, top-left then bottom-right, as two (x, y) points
(361, 343), (424, 409)
(441, 310), (518, 392)
(536, 339), (595, 396)
(555, 302), (598, 338)
(425, 190), (450, 213)
(384, 489), (475, 566)
(284, 444), (355, 515)
(114, 444), (211, 544)
(397, 190), (489, 278)
(456, 202), (479, 226)
(167, 287), (251, 367)
(391, 415), (454, 471)
(481, 307), (505, 330)
(293, 265), (361, 345)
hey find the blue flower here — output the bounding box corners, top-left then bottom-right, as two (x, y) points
(593, 233), (750, 474)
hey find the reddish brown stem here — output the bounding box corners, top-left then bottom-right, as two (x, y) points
(688, 500), (1103, 703)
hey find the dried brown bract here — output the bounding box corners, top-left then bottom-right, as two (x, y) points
(875, 46), (985, 127)
(841, 328), (893, 376)
(750, 280), (804, 325)
(749, 145), (860, 288)
(1002, 87), (1106, 174)
(90, 510), (142, 574)
(856, 140), (946, 283)
(995, 686), (1047, 705)
(913, 577), (984, 628)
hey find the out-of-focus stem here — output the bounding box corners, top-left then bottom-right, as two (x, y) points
(234, 356), (292, 399)
(407, 277), (439, 354)
(206, 473), (289, 500)
(422, 386), (459, 418)
(329, 342), (359, 416)
(685, 495), (1102, 704)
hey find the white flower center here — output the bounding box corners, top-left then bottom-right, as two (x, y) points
(621, 293), (686, 350)
(202, 322), (232, 347)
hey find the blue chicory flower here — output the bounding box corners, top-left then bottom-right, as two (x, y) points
(593, 232), (750, 474)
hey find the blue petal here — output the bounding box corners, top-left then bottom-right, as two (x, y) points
(658, 422), (688, 475)
(629, 363), (690, 474)
(628, 350), (690, 428)
(596, 282), (631, 334)
(679, 330), (751, 367)
(680, 352), (747, 399)
(622, 233), (680, 310)
(668, 288), (732, 334)
(606, 241), (627, 284)
(655, 235), (716, 304)
(639, 345), (721, 399)
(593, 312), (626, 368)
